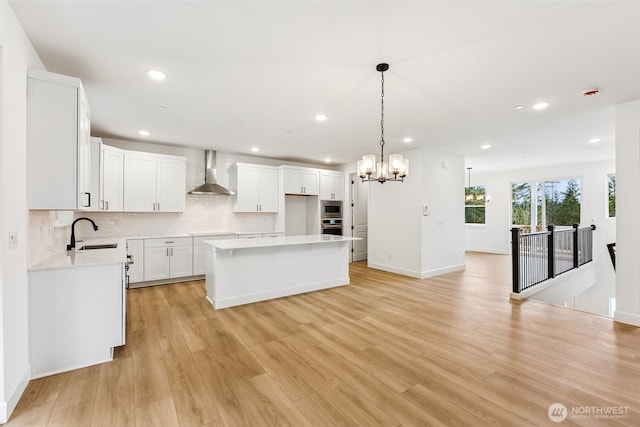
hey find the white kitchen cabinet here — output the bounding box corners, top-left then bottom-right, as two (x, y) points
(123, 151), (186, 212)
(320, 171), (345, 201)
(193, 234), (236, 275)
(126, 239), (144, 283)
(27, 69), (94, 210)
(144, 237), (193, 281)
(283, 166), (319, 195)
(100, 143), (124, 211)
(29, 262), (125, 378)
(235, 163), (279, 212)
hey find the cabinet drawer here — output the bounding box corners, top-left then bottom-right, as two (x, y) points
(145, 236), (192, 248)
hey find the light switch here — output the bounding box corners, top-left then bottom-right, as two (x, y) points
(9, 232), (18, 249)
(422, 205), (429, 216)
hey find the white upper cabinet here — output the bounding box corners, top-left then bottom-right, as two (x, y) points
(283, 166), (319, 195)
(123, 151), (186, 212)
(100, 142), (124, 212)
(156, 156), (187, 212)
(320, 170), (345, 200)
(27, 69), (95, 210)
(235, 163), (279, 212)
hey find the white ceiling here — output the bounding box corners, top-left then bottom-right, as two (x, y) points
(9, 1), (640, 172)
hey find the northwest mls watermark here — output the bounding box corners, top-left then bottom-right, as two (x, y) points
(548, 402), (630, 423)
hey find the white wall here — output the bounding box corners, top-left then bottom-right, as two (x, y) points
(368, 147), (465, 278)
(465, 160), (616, 316)
(614, 100), (640, 326)
(0, 1), (45, 421)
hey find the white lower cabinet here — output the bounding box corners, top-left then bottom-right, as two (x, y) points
(29, 263), (125, 378)
(126, 239), (144, 283)
(193, 235), (237, 275)
(144, 237), (193, 281)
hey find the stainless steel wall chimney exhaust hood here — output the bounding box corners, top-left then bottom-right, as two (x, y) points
(189, 150), (235, 195)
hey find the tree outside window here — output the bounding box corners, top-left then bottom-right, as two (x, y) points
(465, 185), (486, 224)
(608, 174), (616, 218)
(512, 178), (581, 231)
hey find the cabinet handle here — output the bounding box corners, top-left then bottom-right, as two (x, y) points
(171, 248), (174, 256)
(83, 192), (91, 207)
(106, 200), (109, 210)
(157, 203), (160, 211)
(100, 200), (104, 210)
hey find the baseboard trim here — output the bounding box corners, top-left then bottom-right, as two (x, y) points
(367, 262), (466, 279)
(367, 262), (422, 278)
(420, 263), (466, 279)
(614, 310), (640, 327)
(1, 365), (31, 423)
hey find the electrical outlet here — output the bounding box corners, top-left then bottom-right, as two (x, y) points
(422, 205), (429, 216)
(9, 232), (18, 249)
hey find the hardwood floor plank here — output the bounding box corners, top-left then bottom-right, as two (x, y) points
(91, 358), (135, 427)
(134, 397), (179, 427)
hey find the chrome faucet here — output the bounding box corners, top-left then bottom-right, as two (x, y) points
(67, 217), (99, 251)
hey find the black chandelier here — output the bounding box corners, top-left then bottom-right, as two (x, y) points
(358, 63), (409, 183)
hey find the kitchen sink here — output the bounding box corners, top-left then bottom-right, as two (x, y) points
(77, 243), (118, 251)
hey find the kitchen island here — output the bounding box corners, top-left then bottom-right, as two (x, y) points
(205, 235), (359, 309)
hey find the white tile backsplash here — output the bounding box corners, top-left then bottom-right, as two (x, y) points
(28, 195), (278, 266)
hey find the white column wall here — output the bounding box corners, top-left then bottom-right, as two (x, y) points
(0, 1), (45, 422)
(614, 100), (640, 326)
(420, 150), (466, 277)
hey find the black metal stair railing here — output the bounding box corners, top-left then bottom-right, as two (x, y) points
(512, 224), (596, 294)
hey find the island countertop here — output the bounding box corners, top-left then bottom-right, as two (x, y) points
(205, 234), (359, 250)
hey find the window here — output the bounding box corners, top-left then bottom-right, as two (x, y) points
(544, 179), (581, 226)
(512, 178), (582, 231)
(608, 174), (616, 218)
(512, 182), (532, 229)
(465, 185), (486, 224)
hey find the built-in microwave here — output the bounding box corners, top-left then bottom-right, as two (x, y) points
(321, 200), (342, 218)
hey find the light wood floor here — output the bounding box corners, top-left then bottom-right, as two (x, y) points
(8, 253), (640, 426)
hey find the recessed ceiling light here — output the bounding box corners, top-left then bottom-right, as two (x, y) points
(147, 69), (167, 81)
(403, 137), (413, 143)
(315, 114), (327, 122)
(158, 105), (168, 110)
(324, 158), (331, 163)
(514, 105), (524, 110)
(588, 138), (601, 144)
(251, 147), (260, 153)
(481, 144), (491, 150)
(138, 130), (150, 137)
(582, 89), (599, 97)
(532, 102), (550, 110)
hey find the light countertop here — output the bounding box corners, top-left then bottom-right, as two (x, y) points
(28, 237), (128, 271)
(205, 234), (359, 250)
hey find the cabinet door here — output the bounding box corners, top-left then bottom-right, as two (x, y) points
(302, 171), (319, 195)
(76, 94), (92, 210)
(236, 165), (260, 212)
(319, 172), (333, 200)
(101, 145), (124, 211)
(283, 169), (302, 194)
(126, 239), (144, 283)
(124, 152), (157, 212)
(193, 244), (207, 275)
(157, 156), (186, 212)
(169, 245), (193, 278)
(144, 246), (170, 281)
(332, 173), (345, 200)
(258, 167), (279, 212)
